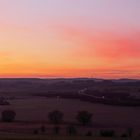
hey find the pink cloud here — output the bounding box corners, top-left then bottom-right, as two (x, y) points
(51, 23), (140, 63)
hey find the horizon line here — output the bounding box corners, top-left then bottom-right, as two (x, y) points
(0, 77), (139, 80)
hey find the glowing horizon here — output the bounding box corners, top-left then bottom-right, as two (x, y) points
(0, 0), (140, 79)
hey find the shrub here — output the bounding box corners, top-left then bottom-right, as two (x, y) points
(40, 125), (46, 133)
(86, 131), (93, 136)
(1, 110), (16, 122)
(48, 110), (64, 125)
(121, 133), (128, 137)
(33, 129), (39, 135)
(100, 130), (115, 137)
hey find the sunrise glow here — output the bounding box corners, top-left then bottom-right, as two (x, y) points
(0, 0), (140, 78)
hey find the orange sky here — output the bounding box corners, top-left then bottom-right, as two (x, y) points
(0, 0), (140, 79)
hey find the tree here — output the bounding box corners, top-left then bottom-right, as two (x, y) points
(76, 111), (92, 126)
(48, 110), (64, 125)
(127, 128), (133, 137)
(53, 126), (60, 135)
(66, 125), (77, 136)
(40, 125), (46, 134)
(1, 110), (16, 122)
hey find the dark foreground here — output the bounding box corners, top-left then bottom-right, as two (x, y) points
(0, 135), (140, 140)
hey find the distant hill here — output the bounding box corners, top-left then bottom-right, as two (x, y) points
(0, 78), (139, 97)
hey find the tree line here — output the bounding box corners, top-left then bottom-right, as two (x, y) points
(1, 110), (93, 126)
(0, 110), (135, 137)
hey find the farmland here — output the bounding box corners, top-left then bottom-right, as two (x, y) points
(0, 79), (140, 138)
(0, 97), (139, 136)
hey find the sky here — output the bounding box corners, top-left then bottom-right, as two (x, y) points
(0, 0), (140, 78)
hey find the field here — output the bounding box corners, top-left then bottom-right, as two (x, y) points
(0, 97), (140, 136)
(1, 97), (139, 126)
(0, 135), (140, 140)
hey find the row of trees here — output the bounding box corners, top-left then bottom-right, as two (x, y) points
(1, 110), (134, 137)
(1, 110), (93, 126)
(48, 110), (93, 126)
